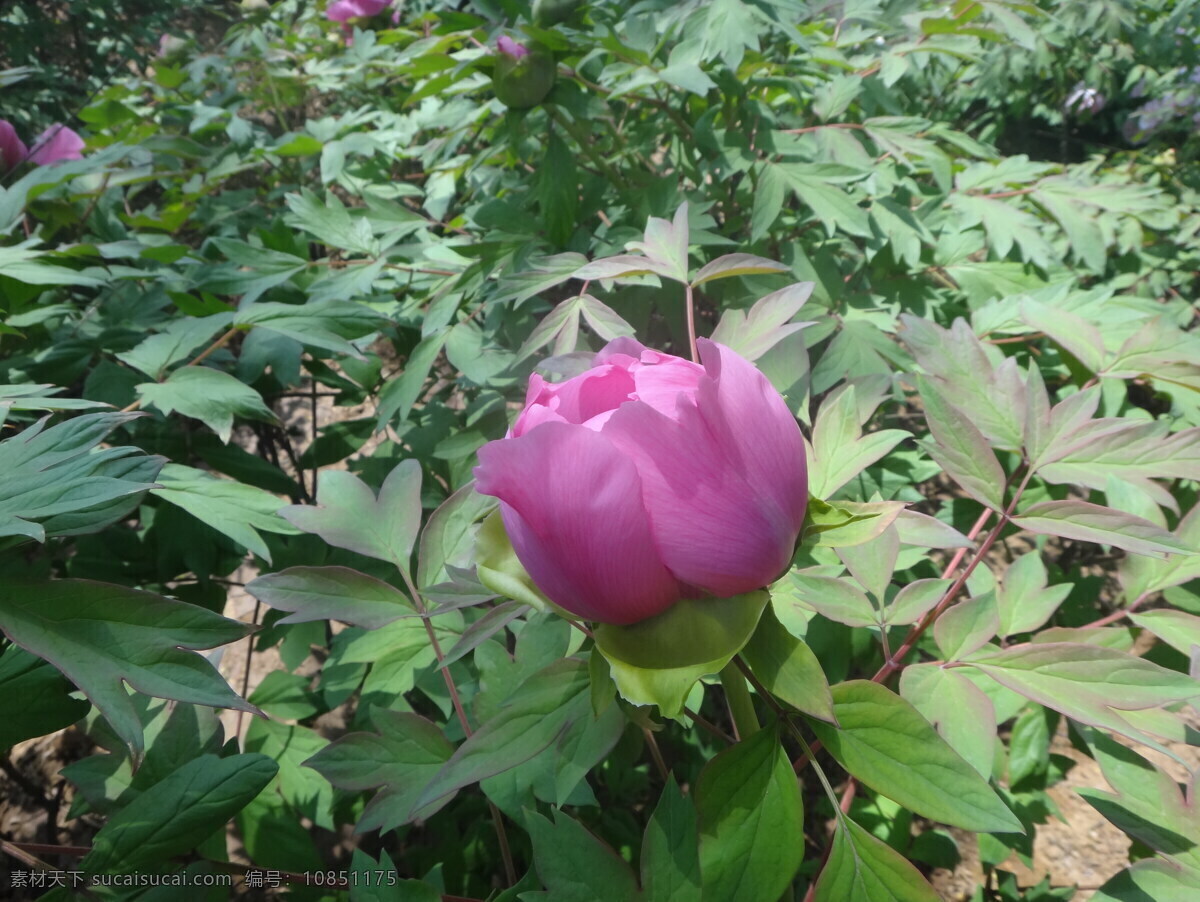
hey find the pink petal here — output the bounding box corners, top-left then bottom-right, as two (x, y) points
(627, 354), (704, 420)
(326, 0), (389, 21)
(28, 125), (84, 165)
(474, 422), (683, 624)
(601, 397), (798, 596)
(512, 365), (635, 437)
(695, 338), (808, 533)
(497, 36), (530, 59)
(0, 121), (28, 171)
(594, 336), (647, 366)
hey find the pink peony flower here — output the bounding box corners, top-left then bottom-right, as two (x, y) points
(0, 120), (28, 171)
(474, 337), (808, 625)
(28, 125), (84, 165)
(497, 35), (530, 59)
(325, 0), (391, 22)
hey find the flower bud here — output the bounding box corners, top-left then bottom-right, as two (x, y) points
(492, 37), (555, 110)
(474, 338), (808, 625)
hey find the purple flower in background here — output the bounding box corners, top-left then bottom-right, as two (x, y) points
(29, 125), (85, 165)
(0, 120), (28, 171)
(497, 35), (530, 59)
(474, 338), (808, 625)
(325, 0), (390, 22)
(1064, 82), (1106, 115)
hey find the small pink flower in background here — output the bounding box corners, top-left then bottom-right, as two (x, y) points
(325, 0), (390, 22)
(474, 337), (809, 625)
(497, 35), (530, 59)
(0, 120), (28, 171)
(29, 125), (85, 165)
(157, 34), (187, 58)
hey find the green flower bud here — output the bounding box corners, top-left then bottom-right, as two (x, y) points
(493, 38), (556, 110)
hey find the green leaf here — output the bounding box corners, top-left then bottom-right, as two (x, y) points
(696, 723), (804, 902)
(374, 328), (449, 430)
(116, 313), (233, 380)
(247, 565), (413, 629)
(1092, 860), (1200, 902)
(593, 592), (768, 717)
(802, 498), (906, 549)
(708, 282), (814, 361)
(201, 239), (307, 306)
(138, 366), (277, 443)
(152, 463), (298, 563)
(917, 376), (1006, 511)
(751, 164), (787, 243)
(247, 670), (320, 721)
(641, 775), (702, 902)
(1130, 609), (1200, 657)
(780, 164), (872, 237)
(966, 642), (1200, 714)
(886, 579), (951, 626)
(899, 664), (997, 779)
(0, 383), (110, 412)
(538, 131), (579, 246)
(280, 460), (423, 572)
(898, 316), (1025, 452)
(1076, 728), (1194, 858)
(285, 189), (380, 255)
(234, 300), (387, 358)
(304, 709), (455, 833)
(526, 809), (641, 902)
(0, 579), (255, 758)
(996, 553), (1071, 637)
(807, 681), (1021, 833)
(413, 658), (593, 813)
(625, 203), (691, 282)
(933, 591), (999, 661)
(1021, 300), (1107, 373)
(691, 253), (789, 287)
(0, 645), (90, 749)
(81, 754), (277, 873)
(785, 571), (878, 628)
(243, 719), (333, 829)
(1012, 500), (1196, 558)
(741, 603), (836, 724)
(578, 293), (636, 341)
(809, 384), (909, 498)
(418, 482), (495, 588)
(0, 411), (163, 543)
(814, 816), (941, 902)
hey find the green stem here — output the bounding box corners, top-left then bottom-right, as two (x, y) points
(719, 662), (760, 739)
(684, 281), (698, 362)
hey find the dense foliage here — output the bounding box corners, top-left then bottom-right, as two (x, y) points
(2, 0), (1200, 899)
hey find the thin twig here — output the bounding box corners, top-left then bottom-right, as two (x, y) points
(1081, 591), (1152, 630)
(396, 567), (517, 886)
(234, 599), (262, 746)
(643, 727), (670, 781)
(119, 326), (241, 413)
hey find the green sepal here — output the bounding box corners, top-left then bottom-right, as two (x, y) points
(801, 497), (906, 548)
(474, 509), (553, 615)
(593, 591), (769, 717)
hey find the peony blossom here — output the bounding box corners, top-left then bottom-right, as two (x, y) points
(0, 120), (28, 171)
(325, 0), (391, 22)
(474, 337), (808, 625)
(497, 35), (530, 59)
(28, 125), (85, 165)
